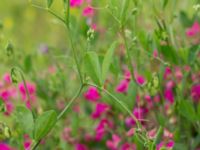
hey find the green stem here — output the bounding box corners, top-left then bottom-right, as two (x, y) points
(12, 67), (31, 102)
(121, 30), (136, 83)
(57, 84), (84, 120)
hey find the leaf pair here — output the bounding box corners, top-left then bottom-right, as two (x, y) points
(84, 42), (118, 86)
(15, 106), (57, 142)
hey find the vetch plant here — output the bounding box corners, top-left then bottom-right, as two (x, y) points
(0, 0), (200, 150)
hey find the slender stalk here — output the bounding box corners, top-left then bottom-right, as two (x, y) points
(121, 30), (136, 83)
(57, 85), (84, 120)
(12, 67), (31, 102)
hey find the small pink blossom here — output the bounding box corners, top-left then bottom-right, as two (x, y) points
(106, 134), (121, 150)
(4, 101), (14, 116)
(3, 73), (12, 84)
(121, 142), (136, 150)
(0, 143), (12, 150)
(164, 89), (174, 104)
(75, 143), (88, 150)
(134, 73), (146, 85)
(166, 140), (174, 149)
(0, 90), (11, 102)
(82, 6), (94, 17)
(70, 0), (83, 7)
(164, 67), (172, 79)
(186, 21), (200, 37)
(116, 79), (130, 93)
(191, 84), (200, 101)
(91, 102), (110, 119)
(84, 86), (100, 102)
(95, 119), (113, 141)
(153, 49), (158, 58)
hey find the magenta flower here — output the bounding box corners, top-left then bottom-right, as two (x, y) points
(116, 79), (130, 93)
(164, 67), (172, 79)
(164, 89), (174, 104)
(18, 82), (36, 101)
(95, 118), (113, 141)
(153, 49), (158, 58)
(0, 90), (11, 102)
(70, 0), (83, 7)
(166, 140), (174, 149)
(3, 73), (12, 84)
(4, 101), (14, 116)
(91, 102), (110, 119)
(75, 143), (88, 150)
(82, 6), (94, 17)
(84, 86), (100, 101)
(121, 142), (136, 150)
(106, 134), (121, 150)
(186, 21), (200, 37)
(0, 143), (12, 150)
(191, 84), (200, 101)
(134, 72), (146, 85)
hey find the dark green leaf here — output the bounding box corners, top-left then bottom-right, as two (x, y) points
(47, 0), (54, 8)
(102, 42), (117, 82)
(34, 110), (57, 141)
(84, 51), (102, 86)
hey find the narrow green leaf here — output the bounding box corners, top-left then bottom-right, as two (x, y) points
(102, 42), (117, 82)
(84, 51), (102, 86)
(15, 106), (34, 137)
(120, 0), (130, 26)
(47, 0), (54, 8)
(179, 100), (196, 122)
(163, 0), (169, 8)
(34, 110), (57, 141)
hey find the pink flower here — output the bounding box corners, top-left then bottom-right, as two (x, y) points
(166, 140), (174, 149)
(121, 142), (136, 150)
(18, 82), (36, 109)
(126, 128), (135, 137)
(4, 101), (14, 116)
(164, 89), (174, 104)
(175, 67), (183, 82)
(156, 142), (164, 150)
(84, 86), (100, 101)
(70, 0), (83, 7)
(18, 82), (36, 101)
(153, 49), (158, 58)
(106, 134), (121, 150)
(116, 79), (130, 93)
(165, 80), (175, 89)
(75, 143), (88, 150)
(82, 6), (94, 17)
(164, 67), (172, 79)
(125, 107), (147, 127)
(0, 90), (11, 102)
(134, 73), (146, 85)
(91, 103), (110, 119)
(191, 84), (200, 101)
(186, 21), (200, 37)
(0, 143), (12, 150)
(3, 73), (12, 84)
(95, 119), (113, 141)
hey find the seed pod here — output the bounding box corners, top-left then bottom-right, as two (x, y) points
(5, 42), (14, 57)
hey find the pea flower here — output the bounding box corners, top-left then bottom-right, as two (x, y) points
(91, 102), (110, 119)
(82, 6), (94, 17)
(70, 0), (83, 7)
(191, 84), (200, 102)
(186, 21), (200, 37)
(106, 134), (121, 150)
(84, 86), (100, 102)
